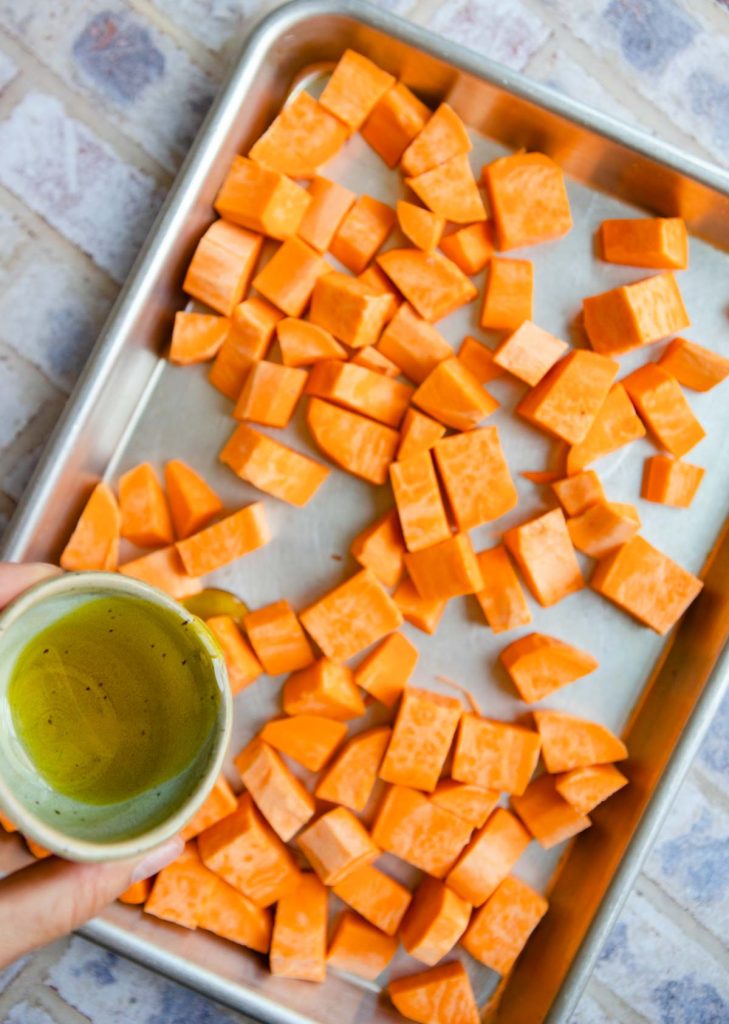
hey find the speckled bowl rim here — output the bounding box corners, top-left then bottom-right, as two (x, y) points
(0, 570), (232, 863)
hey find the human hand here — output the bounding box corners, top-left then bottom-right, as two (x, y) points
(0, 563), (183, 969)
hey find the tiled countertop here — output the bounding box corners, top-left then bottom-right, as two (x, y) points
(0, 1), (727, 1022)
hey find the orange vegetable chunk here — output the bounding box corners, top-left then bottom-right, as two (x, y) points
(406, 154), (486, 224)
(350, 345), (400, 376)
(378, 303), (453, 384)
(0, 813), (17, 833)
(361, 82), (430, 167)
(330, 195), (396, 274)
(518, 350), (620, 445)
(622, 363), (705, 457)
(260, 715), (347, 772)
(298, 806), (379, 885)
(25, 839), (51, 860)
(176, 502), (269, 576)
(165, 459), (223, 539)
(244, 599), (314, 676)
(377, 248), (478, 323)
(503, 508), (584, 607)
(398, 408), (446, 462)
(235, 739), (315, 841)
(169, 311), (229, 365)
(393, 577), (447, 634)
(315, 726), (391, 811)
(277, 317), (346, 367)
(511, 773), (591, 848)
(380, 688), (463, 792)
(494, 321), (568, 386)
(431, 780), (499, 829)
(475, 545), (532, 633)
(306, 397), (399, 484)
(555, 763), (628, 815)
(390, 450), (450, 553)
(233, 360), (307, 428)
(480, 257), (533, 330)
(354, 632), (418, 707)
(642, 455), (704, 508)
(658, 337), (729, 392)
(298, 176), (356, 253)
(119, 462), (173, 548)
(144, 844), (214, 929)
(283, 657), (365, 720)
(214, 156), (310, 240)
(300, 568), (403, 661)
(440, 221), (495, 275)
(319, 49), (395, 129)
(253, 237), (329, 318)
(371, 785), (472, 877)
(220, 424), (329, 507)
(120, 879), (152, 905)
(533, 709), (628, 773)
(413, 357), (498, 431)
(119, 546), (201, 599)
(205, 616), (262, 694)
(183, 220), (262, 317)
(180, 775), (237, 842)
(434, 427), (517, 531)
(350, 508), (406, 588)
(389, 961), (479, 1024)
(248, 91), (348, 179)
(333, 863), (412, 935)
(60, 482), (120, 571)
(446, 807), (531, 906)
(197, 872), (272, 952)
(305, 359), (413, 427)
(197, 792), (301, 906)
(483, 152), (572, 250)
(457, 335), (503, 384)
(600, 217), (688, 269)
(401, 877), (471, 966)
(462, 875), (548, 974)
(551, 470), (605, 517)
(500, 632), (599, 703)
(208, 296), (281, 400)
(327, 911), (397, 981)
(567, 501), (641, 558)
(357, 263), (401, 321)
(453, 715), (541, 795)
(270, 873), (327, 981)
(566, 383), (646, 474)
(397, 200), (445, 252)
(583, 272), (690, 355)
(310, 271), (393, 349)
(405, 533), (484, 601)
(400, 103), (471, 178)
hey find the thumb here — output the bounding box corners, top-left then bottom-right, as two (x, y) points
(0, 836), (183, 969)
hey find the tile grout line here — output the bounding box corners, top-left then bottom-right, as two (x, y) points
(0, 941), (70, 1015)
(689, 762), (729, 816)
(36, 983), (93, 1024)
(128, 0), (234, 72)
(585, 976), (652, 1024)
(635, 875), (729, 970)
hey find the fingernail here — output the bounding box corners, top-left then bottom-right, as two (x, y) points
(131, 836), (184, 883)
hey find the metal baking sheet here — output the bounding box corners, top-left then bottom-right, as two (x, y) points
(2, 2), (729, 1022)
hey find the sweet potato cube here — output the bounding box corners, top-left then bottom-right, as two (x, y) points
(60, 482), (120, 572)
(474, 545), (532, 633)
(457, 334), (503, 384)
(511, 774), (591, 849)
(350, 508), (406, 588)
(642, 455), (704, 508)
(298, 807), (379, 885)
(566, 383), (646, 475)
(600, 217), (688, 269)
(413, 357), (498, 431)
(567, 501), (641, 558)
(484, 152), (572, 250)
(518, 350), (619, 445)
(591, 534), (703, 634)
(397, 200), (445, 252)
(658, 337), (729, 392)
(555, 763), (628, 815)
(169, 311), (229, 365)
(389, 962), (479, 1024)
(298, 176), (356, 253)
(220, 424), (329, 507)
(446, 807), (531, 906)
(310, 272), (394, 349)
(253, 237), (330, 317)
(371, 785), (472, 878)
(198, 792), (301, 906)
(315, 726), (391, 811)
(622, 363), (705, 457)
(493, 320), (568, 386)
(350, 345), (400, 376)
(235, 739), (315, 841)
(176, 503), (270, 576)
(276, 317), (346, 366)
(390, 450), (450, 553)
(119, 546), (201, 600)
(440, 221), (495, 275)
(377, 248), (478, 323)
(398, 408), (446, 462)
(378, 303), (453, 384)
(330, 195), (396, 274)
(406, 153), (486, 225)
(260, 715), (347, 772)
(503, 508), (584, 607)
(533, 709), (628, 773)
(480, 257), (533, 330)
(462, 875), (548, 974)
(319, 49), (395, 130)
(306, 397), (399, 484)
(401, 877), (471, 966)
(393, 577), (447, 635)
(327, 911), (397, 981)
(405, 533), (484, 601)
(209, 296), (281, 400)
(499, 633), (598, 703)
(119, 462), (173, 548)
(198, 871), (272, 952)
(249, 91), (347, 179)
(183, 220), (263, 316)
(333, 863), (412, 936)
(305, 359), (413, 427)
(300, 568), (403, 661)
(283, 657), (365, 720)
(551, 470), (605, 517)
(205, 615), (262, 694)
(144, 844), (215, 929)
(452, 714), (541, 795)
(357, 263), (401, 320)
(233, 360), (307, 427)
(400, 103), (471, 178)
(270, 874), (327, 981)
(434, 426), (516, 530)
(431, 780), (499, 829)
(181, 775), (237, 842)
(120, 879), (151, 905)
(361, 82), (430, 168)
(583, 273), (690, 355)
(214, 156), (311, 240)
(354, 631), (419, 707)
(380, 688), (463, 792)
(165, 459), (223, 539)
(244, 599), (314, 676)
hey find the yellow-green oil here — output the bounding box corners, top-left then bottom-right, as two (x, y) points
(8, 594), (222, 808)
